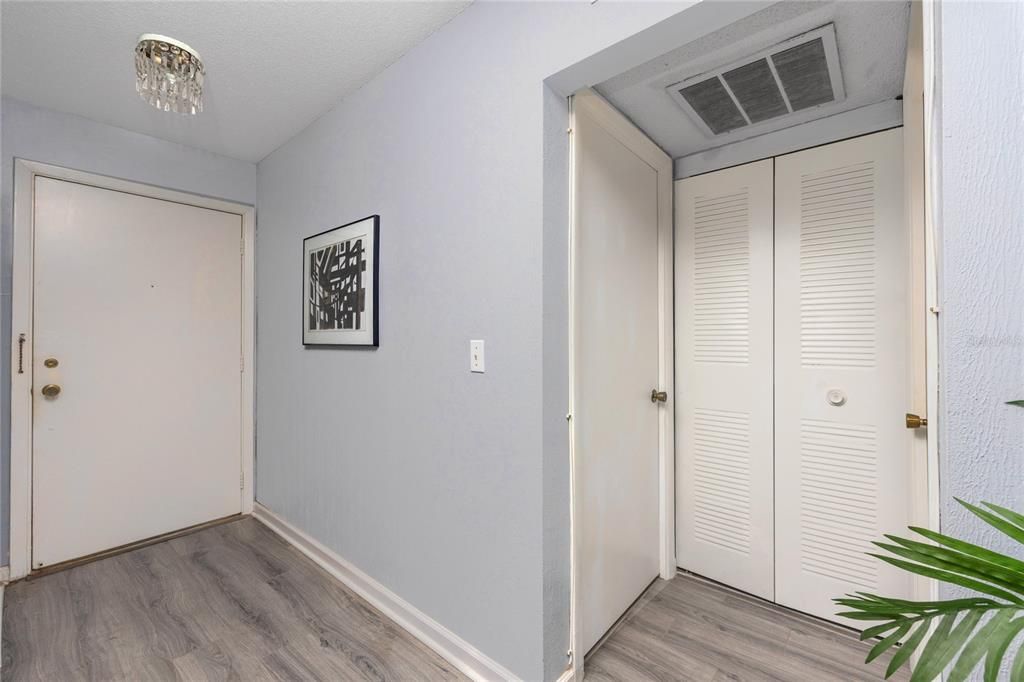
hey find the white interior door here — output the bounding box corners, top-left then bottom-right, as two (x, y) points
(675, 160), (775, 600)
(32, 176), (243, 568)
(774, 129), (914, 623)
(574, 95), (663, 654)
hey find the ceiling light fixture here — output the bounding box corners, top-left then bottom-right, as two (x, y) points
(134, 33), (204, 114)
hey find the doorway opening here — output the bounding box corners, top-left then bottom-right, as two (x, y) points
(564, 1), (936, 678)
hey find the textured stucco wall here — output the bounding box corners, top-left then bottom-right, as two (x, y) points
(937, 1), (1024, 574)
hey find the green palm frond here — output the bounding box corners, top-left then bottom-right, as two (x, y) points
(835, 499), (1024, 681)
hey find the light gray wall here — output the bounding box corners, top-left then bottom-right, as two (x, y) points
(0, 96), (258, 565)
(254, 2), (688, 679)
(937, 0), (1024, 572)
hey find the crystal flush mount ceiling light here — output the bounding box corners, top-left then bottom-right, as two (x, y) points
(134, 33), (204, 114)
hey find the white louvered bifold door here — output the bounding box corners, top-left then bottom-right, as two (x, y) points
(774, 129), (914, 624)
(675, 159), (774, 600)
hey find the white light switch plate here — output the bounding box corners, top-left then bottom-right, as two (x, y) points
(470, 340), (485, 373)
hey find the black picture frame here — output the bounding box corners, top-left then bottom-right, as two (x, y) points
(302, 214), (380, 347)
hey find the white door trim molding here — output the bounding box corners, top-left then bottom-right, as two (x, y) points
(568, 88), (675, 680)
(252, 503), (520, 682)
(904, 0), (941, 604)
(9, 158), (256, 580)
(919, 0), (942, 600)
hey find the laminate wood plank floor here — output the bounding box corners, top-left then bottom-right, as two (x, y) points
(586, 572), (909, 681)
(2, 517), (466, 681)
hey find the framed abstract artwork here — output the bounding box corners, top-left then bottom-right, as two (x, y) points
(302, 215), (379, 347)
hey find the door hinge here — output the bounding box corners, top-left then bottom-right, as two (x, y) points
(240, 472), (245, 490)
(240, 355), (244, 372)
(240, 237), (245, 256)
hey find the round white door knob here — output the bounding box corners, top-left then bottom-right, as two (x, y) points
(826, 389), (846, 406)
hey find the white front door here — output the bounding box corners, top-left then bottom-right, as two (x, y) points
(774, 129), (913, 623)
(574, 95), (664, 653)
(675, 160), (775, 600)
(32, 176), (244, 569)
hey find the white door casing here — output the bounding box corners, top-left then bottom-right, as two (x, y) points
(675, 160), (775, 600)
(571, 90), (672, 657)
(30, 176), (244, 568)
(774, 129), (914, 623)
(904, 2), (940, 607)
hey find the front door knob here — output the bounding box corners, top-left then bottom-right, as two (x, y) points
(41, 384), (61, 398)
(651, 389), (668, 403)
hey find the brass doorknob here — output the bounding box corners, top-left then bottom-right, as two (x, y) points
(651, 389), (668, 403)
(41, 384), (61, 398)
(906, 413), (928, 429)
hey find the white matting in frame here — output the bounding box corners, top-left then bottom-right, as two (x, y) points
(303, 214), (379, 347)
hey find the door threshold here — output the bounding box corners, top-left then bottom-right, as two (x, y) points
(676, 568), (862, 636)
(24, 513), (243, 581)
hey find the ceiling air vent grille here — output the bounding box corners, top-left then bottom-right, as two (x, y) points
(669, 25), (845, 137)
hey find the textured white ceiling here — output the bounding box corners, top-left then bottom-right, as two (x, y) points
(1, 1), (470, 162)
(596, 1), (910, 159)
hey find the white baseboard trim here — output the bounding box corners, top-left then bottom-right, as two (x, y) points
(555, 666), (574, 682)
(252, 503), (519, 682)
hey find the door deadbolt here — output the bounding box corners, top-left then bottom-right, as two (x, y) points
(41, 384), (61, 398)
(44, 357), (59, 368)
(651, 389), (668, 403)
